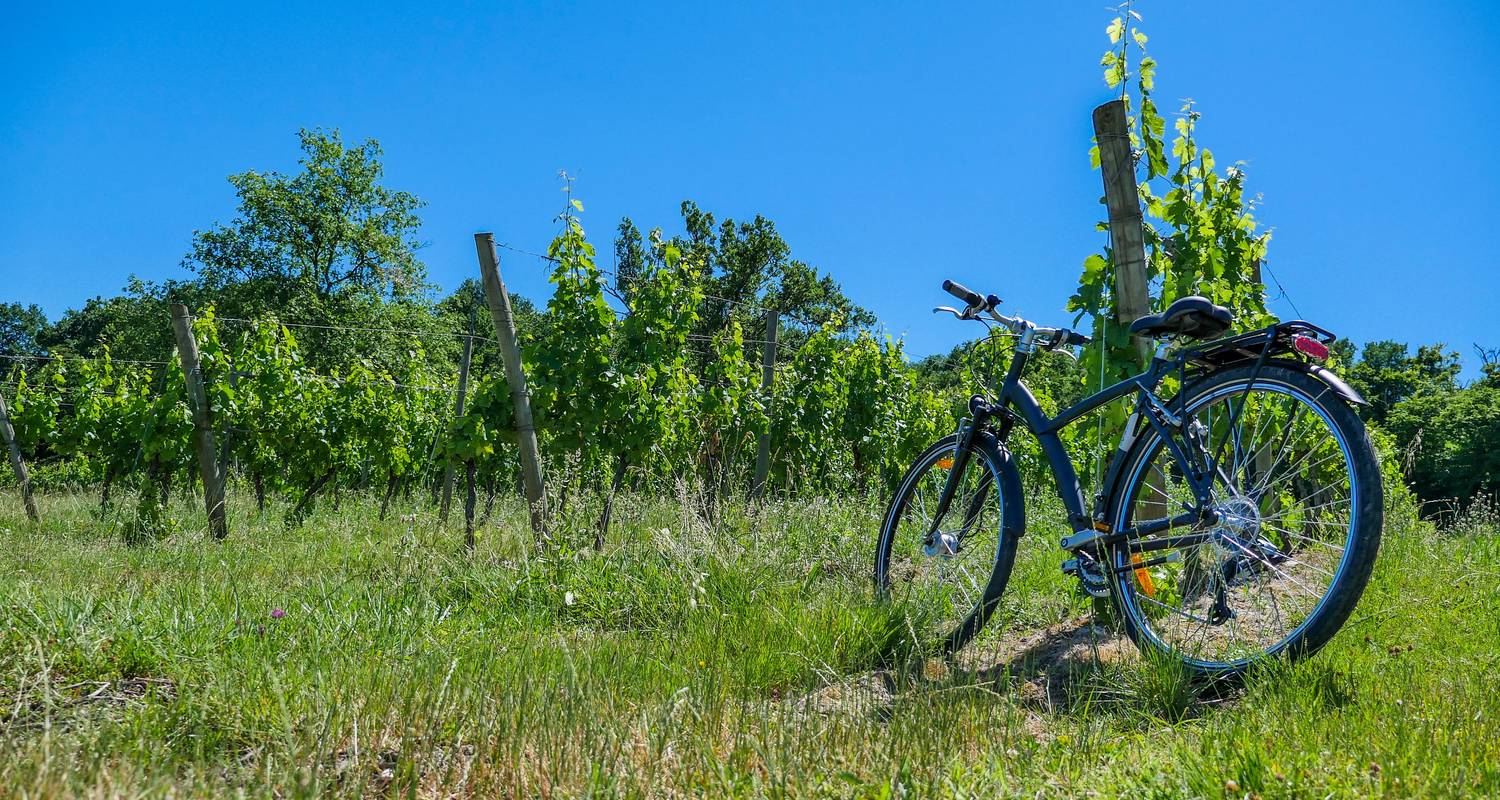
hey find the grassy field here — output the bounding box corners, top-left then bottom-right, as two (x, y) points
(1, 487), (1497, 798)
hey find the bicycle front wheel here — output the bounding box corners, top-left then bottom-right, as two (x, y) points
(1106, 363), (1383, 676)
(874, 432), (1024, 654)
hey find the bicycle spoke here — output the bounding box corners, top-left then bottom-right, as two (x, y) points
(1258, 522), (1348, 555)
(1136, 591), (1217, 626)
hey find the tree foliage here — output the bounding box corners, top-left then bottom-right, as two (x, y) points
(1386, 386), (1500, 509)
(1336, 339), (1461, 424)
(184, 128), (426, 307)
(0, 303), (48, 356)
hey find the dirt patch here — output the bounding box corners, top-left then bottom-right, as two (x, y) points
(958, 617), (1135, 708)
(788, 617), (1135, 719)
(791, 671), (895, 716)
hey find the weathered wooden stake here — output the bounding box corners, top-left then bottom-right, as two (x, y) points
(170, 304), (228, 540)
(475, 233), (547, 537)
(0, 388), (40, 522)
(439, 333), (474, 524)
(1092, 99), (1154, 364)
(1095, 100), (1166, 520)
(751, 311), (779, 498)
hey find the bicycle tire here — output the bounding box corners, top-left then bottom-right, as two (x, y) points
(1104, 363), (1383, 677)
(874, 431), (1025, 653)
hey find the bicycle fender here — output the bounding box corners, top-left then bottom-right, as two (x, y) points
(1276, 361), (1369, 407)
(971, 430), (1028, 540)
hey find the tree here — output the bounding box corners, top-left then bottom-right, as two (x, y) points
(661, 202), (875, 342)
(181, 128), (427, 314)
(36, 286), (175, 362)
(1474, 344), (1500, 389)
(613, 217), (649, 303)
(0, 303), (47, 356)
(1343, 340), (1461, 424)
(1386, 386), (1500, 510)
(434, 278), (538, 380)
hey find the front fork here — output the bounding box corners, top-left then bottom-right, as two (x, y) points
(923, 396), (1006, 556)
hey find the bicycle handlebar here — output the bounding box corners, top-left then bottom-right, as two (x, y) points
(939, 278), (1093, 350)
(941, 279), (984, 309)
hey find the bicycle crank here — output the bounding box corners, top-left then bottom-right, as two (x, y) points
(1062, 553), (1111, 598)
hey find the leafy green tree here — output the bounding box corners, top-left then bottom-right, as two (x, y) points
(184, 128), (425, 305)
(171, 128), (436, 372)
(38, 284), (173, 362)
(1386, 386), (1500, 508)
(1343, 340), (1461, 423)
(434, 278), (539, 378)
(612, 217), (649, 303)
(0, 303), (48, 356)
(42, 131), (440, 372)
(1477, 345), (1500, 389)
(666, 202), (875, 342)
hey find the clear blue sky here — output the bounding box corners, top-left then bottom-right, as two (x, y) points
(3, 1), (1495, 378)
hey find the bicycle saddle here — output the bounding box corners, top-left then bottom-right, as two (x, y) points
(1128, 295), (1233, 340)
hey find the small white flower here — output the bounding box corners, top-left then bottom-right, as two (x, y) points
(564, 591), (576, 607)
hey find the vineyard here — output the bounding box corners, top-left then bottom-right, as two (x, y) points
(0, 214), (1041, 546)
(5, 6), (1500, 797)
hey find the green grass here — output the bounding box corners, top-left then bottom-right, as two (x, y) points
(1, 488), (1497, 798)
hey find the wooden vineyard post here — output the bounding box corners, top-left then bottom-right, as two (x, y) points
(439, 332), (474, 524)
(1094, 100), (1165, 519)
(751, 310), (779, 498)
(170, 304), (229, 540)
(0, 388), (40, 522)
(474, 233), (547, 537)
(1092, 99), (1154, 365)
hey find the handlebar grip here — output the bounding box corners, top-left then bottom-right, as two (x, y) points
(1063, 329), (1092, 347)
(942, 279), (983, 308)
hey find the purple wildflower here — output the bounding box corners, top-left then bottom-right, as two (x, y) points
(270, 608), (286, 619)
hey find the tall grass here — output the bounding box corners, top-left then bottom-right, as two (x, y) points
(1, 487), (1496, 797)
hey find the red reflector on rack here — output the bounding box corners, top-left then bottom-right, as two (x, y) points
(1293, 335), (1330, 360)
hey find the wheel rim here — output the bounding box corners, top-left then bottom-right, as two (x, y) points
(877, 442), (1004, 649)
(1112, 379), (1359, 670)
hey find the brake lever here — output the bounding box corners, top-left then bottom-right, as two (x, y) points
(933, 305), (968, 320)
(1040, 331), (1080, 360)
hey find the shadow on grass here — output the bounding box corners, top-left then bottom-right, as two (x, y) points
(795, 616), (1241, 727)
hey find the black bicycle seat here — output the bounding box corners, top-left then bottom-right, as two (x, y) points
(1128, 295), (1233, 340)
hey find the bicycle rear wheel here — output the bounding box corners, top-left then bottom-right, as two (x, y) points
(874, 432), (1024, 654)
(1105, 364), (1382, 677)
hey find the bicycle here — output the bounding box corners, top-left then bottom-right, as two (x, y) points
(874, 279), (1382, 677)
